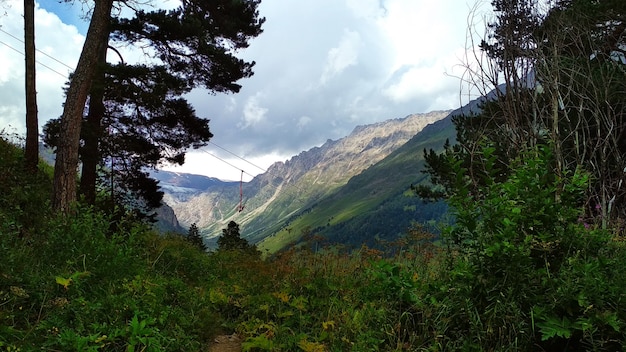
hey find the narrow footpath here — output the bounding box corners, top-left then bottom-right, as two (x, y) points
(208, 334), (242, 352)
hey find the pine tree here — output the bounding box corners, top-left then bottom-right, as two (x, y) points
(217, 221), (247, 251)
(217, 221), (259, 257)
(48, 0), (264, 213)
(23, 0), (38, 173)
(187, 223), (207, 252)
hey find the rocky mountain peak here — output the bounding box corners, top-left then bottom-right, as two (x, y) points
(270, 111), (450, 182)
(161, 110), (451, 240)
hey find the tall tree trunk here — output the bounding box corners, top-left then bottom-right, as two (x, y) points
(24, 0), (38, 173)
(79, 40), (109, 205)
(52, 0), (114, 213)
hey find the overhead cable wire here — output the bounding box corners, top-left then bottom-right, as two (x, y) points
(200, 143), (300, 194)
(0, 27), (273, 184)
(0, 38), (69, 78)
(200, 143), (307, 229)
(0, 29), (299, 200)
(0, 28), (75, 70)
(202, 142), (304, 192)
(199, 149), (256, 179)
(208, 141), (267, 173)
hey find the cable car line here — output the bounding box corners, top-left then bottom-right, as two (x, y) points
(0, 28), (75, 70)
(0, 38), (69, 78)
(208, 141), (267, 173)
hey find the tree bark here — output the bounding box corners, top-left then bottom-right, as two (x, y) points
(52, 0), (114, 213)
(79, 39), (109, 205)
(24, 0), (38, 173)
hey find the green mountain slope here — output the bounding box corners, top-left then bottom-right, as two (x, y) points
(258, 113), (456, 252)
(163, 112), (449, 246)
(231, 111), (452, 246)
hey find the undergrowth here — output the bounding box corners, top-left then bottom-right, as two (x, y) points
(1, 137), (625, 351)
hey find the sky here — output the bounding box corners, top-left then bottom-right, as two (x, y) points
(0, 0), (486, 181)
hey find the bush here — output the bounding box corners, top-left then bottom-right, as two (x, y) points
(430, 146), (626, 350)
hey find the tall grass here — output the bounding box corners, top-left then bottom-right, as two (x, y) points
(1, 135), (625, 351)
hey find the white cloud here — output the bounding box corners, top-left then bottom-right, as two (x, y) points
(0, 48), (19, 84)
(384, 65), (446, 102)
(343, 95), (387, 121)
(0, 0), (83, 133)
(345, 0), (387, 19)
(372, 0), (473, 107)
(297, 115), (312, 129)
(239, 94), (268, 129)
(0, 0), (483, 180)
(161, 149), (289, 182)
(320, 29), (361, 85)
(191, 0), (478, 175)
(378, 1), (459, 69)
(0, 105), (22, 132)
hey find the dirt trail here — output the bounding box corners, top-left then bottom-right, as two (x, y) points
(208, 334), (242, 352)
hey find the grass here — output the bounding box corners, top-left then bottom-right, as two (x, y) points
(2, 135), (626, 351)
(0, 137), (438, 351)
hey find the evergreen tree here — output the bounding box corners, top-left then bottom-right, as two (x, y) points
(23, 0), (38, 173)
(48, 0), (264, 213)
(415, 3), (626, 348)
(52, 0), (113, 213)
(217, 221), (259, 256)
(187, 223), (207, 251)
(536, 0), (626, 226)
(46, 0), (264, 213)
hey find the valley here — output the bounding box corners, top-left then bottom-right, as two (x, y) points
(156, 110), (454, 252)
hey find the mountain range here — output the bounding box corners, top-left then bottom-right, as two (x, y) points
(156, 109), (459, 252)
(36, 101), (469, 252)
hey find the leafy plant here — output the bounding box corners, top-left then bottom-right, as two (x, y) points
(2, 132), (625, 351)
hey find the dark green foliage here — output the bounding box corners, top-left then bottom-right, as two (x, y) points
(538, 2), (626, 224)
(413, 2), (626, 349)
(186, 222), (207, 251)
(92, 0), (263, 210)
(319, 194), (446, 249)
(218, 221), (245, 250)
(3, 130), (626, 351)
(0, 139), (221, 350)
(44, 0), (264, 213)
(97, 66), (211, 212)
(6, 4), (626, 349)
(110, 0), (264, 93)
(0, 211), (221, 350)
(0, 135), (53, 236)
(416, 93), (542, 203)
(422, 146), (626, 350)
(43, 64), (212, 213)
(420, 1), (626, 227)
(217, 221), (260, 257)
(480, 0), (540, 69)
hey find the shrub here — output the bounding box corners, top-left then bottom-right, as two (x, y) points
(430, 146), (626, 350)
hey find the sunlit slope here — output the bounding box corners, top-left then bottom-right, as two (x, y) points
(259, 113), (455, 253)
(228, 111), (451, 243)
